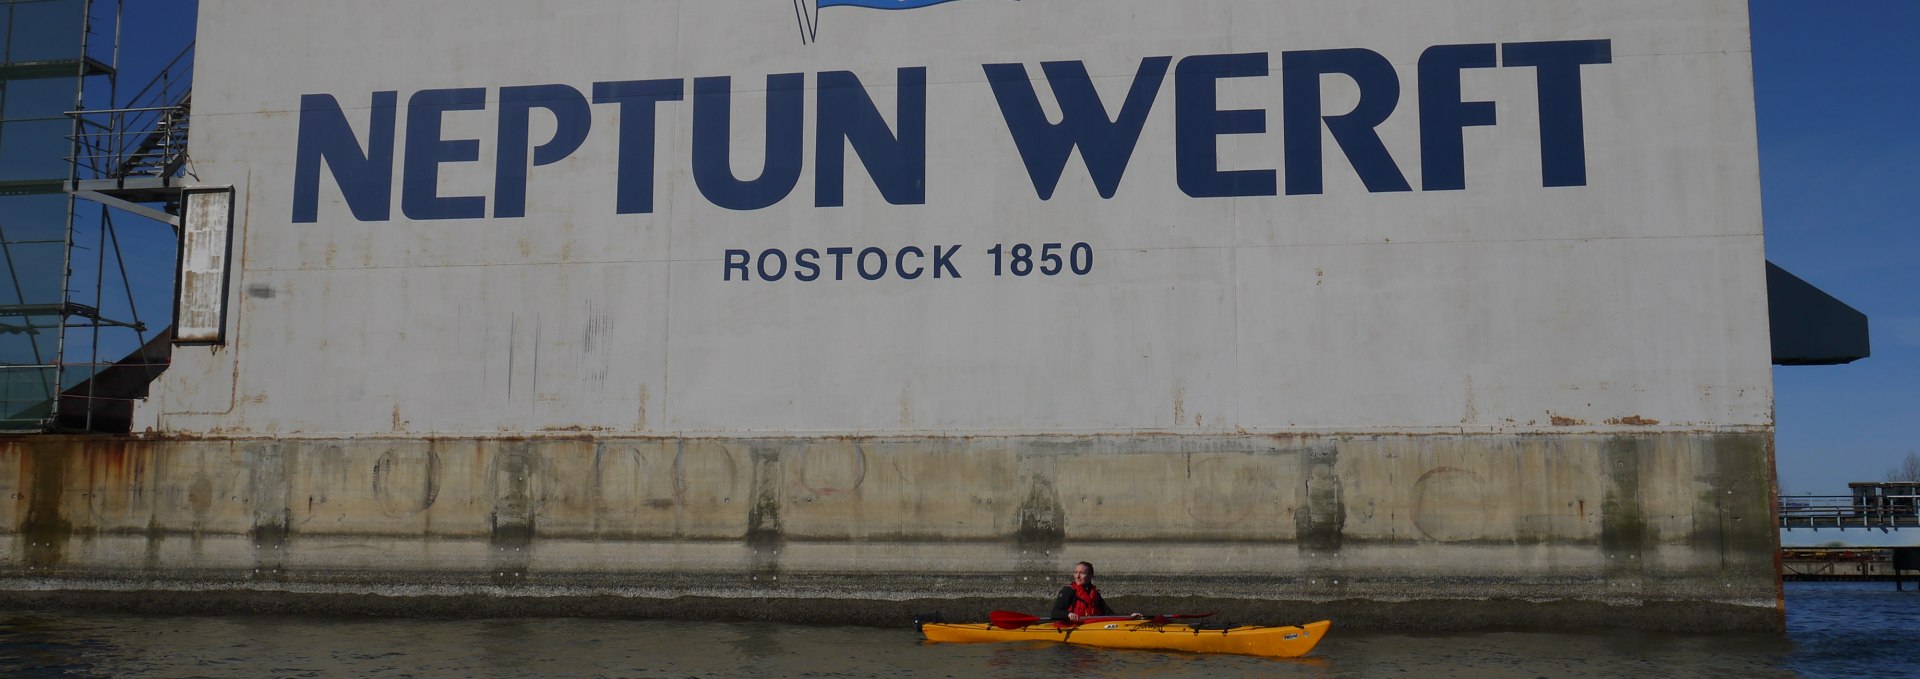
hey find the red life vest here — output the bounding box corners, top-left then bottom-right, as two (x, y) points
(1068, 583), (1102, 617)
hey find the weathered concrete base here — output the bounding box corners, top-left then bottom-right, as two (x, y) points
(2, 433), (1782, 631)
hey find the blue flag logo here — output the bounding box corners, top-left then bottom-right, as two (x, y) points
(793, 0), (993, 44)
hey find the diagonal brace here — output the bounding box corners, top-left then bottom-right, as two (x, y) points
(72, 190), (180, 228)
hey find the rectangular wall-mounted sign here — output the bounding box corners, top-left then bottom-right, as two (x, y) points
(174, 186), (234, 343)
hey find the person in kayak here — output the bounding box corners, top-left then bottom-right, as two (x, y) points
(1051, 561), (1144, 622)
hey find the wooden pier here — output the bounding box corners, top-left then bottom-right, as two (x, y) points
(1780, 547), (1920, 584)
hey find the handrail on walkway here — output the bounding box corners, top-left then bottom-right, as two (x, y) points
(1779, 493), (1920, 529)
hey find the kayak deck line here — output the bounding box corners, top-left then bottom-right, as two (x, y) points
(920, 618), (1331, 658)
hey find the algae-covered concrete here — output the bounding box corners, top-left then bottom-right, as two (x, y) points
(2, 433), (1781, 630)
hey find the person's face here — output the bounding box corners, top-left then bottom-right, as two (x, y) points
(1072, 565), (1093, 586)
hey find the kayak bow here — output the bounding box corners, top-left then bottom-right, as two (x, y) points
(921, 617), (1331, 658)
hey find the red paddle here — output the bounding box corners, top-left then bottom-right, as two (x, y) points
(988, 610), (1049, 628)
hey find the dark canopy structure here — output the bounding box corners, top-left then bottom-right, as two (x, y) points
(1768, 261), (1870, 366)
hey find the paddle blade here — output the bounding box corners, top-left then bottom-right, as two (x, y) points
(988, 610), (1045, 629)
(1149, 612), (1218, 624)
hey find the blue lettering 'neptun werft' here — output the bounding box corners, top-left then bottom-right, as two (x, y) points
(402, 88), (489, 220)
(1504, 39), (1612, 188)
(692, 74), (807, 212)
(1176, 52), (1277, 198)
(292, 92), (395, 223)
(984, 57), (1170, 200)
(1418, 44), (1499, 192)
(816, 68), (928, 207)
(289, 40), (1613, 222)
(592, 79), (684, 215)
(1282, 49), (1412, 195)
(495, 84), (593, 218)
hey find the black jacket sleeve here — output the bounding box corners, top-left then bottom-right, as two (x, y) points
(1050, 586), (1076, 620)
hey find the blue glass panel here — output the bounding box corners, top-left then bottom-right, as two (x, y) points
(0, 314), (58, 362)
(0, 194), (70, 306)
(2, 0), (88, 64)
(0, 241), (63, 304)
(2, 75), (77, 119)
(0, 117), (72, 180)
(0, 364), (56, 427)
(0, 191), (63, 238)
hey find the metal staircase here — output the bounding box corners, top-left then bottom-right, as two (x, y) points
(111, 92), (191, 180)
(69, 43), (195, 221)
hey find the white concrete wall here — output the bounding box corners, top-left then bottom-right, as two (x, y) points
(149, 0), (1770, 437)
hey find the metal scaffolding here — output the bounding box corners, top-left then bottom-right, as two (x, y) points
(1, 0), (191, 432)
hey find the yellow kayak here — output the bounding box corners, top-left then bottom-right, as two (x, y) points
(920, 618), (1331, 658)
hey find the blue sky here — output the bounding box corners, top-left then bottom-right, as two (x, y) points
(91, 2), (1911, 492)
(1753, 1), (1920, 494)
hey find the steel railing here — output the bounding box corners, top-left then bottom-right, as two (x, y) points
(1779, 494), (1920, 529)
(67, 42), (194, 182)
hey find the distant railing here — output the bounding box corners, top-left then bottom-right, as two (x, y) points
(1779, 494), (1920, 529)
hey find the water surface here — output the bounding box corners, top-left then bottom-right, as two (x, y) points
(3, 583), (1914, 677)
